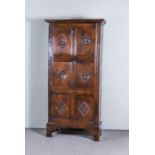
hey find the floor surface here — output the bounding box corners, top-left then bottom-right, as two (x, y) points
(25, 128), (129, 155)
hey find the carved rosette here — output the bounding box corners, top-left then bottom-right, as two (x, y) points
(57, 70), (67, 80)
(56, 100), (66, 114)
(81, 72), (90, 81)
(78, 102), (91, 117)
(80, 32), (91, 46)
(81, 37), (90, 46)
(57, 34), (67, 49)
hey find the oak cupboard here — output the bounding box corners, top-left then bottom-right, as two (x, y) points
(46, 19), (106, 141)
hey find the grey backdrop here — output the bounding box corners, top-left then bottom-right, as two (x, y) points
(25, 0), (129, 129)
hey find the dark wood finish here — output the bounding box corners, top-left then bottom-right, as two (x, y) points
(50, 24), (73, 62)
(46, 19), (106, 24)
(73, 95), (94, 121)
(50, 95), (71, 120)
(76, 63), (94, 89)
(52, 62), (73, 89)
(46, 19), (106, 141)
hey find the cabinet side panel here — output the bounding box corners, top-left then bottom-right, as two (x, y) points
(96, 23), (103, 124)
(94, 23), (102, 125)
(48, 24), (52, 122)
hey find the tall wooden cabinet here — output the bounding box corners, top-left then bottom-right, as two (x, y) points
(46, 19), (106, 141)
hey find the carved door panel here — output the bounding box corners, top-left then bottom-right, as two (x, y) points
(75, 24), (96, 62)
(75, 63), (94, 89)
(52, 62), (73, 89)
(50, 24), (72, 61)
(73, 96), (94, 121)
(50, 95), (70, 120)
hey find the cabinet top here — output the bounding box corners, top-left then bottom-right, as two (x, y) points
(45, 19), (106, 25)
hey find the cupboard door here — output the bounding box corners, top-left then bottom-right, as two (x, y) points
(50, 95), (70, 120)
(52, 62), (73, 89)
(73, 95), (94, 121)
(50, 24), (72, 62)
(75, 63), (94, 89)
(75, 24), (96, 62)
